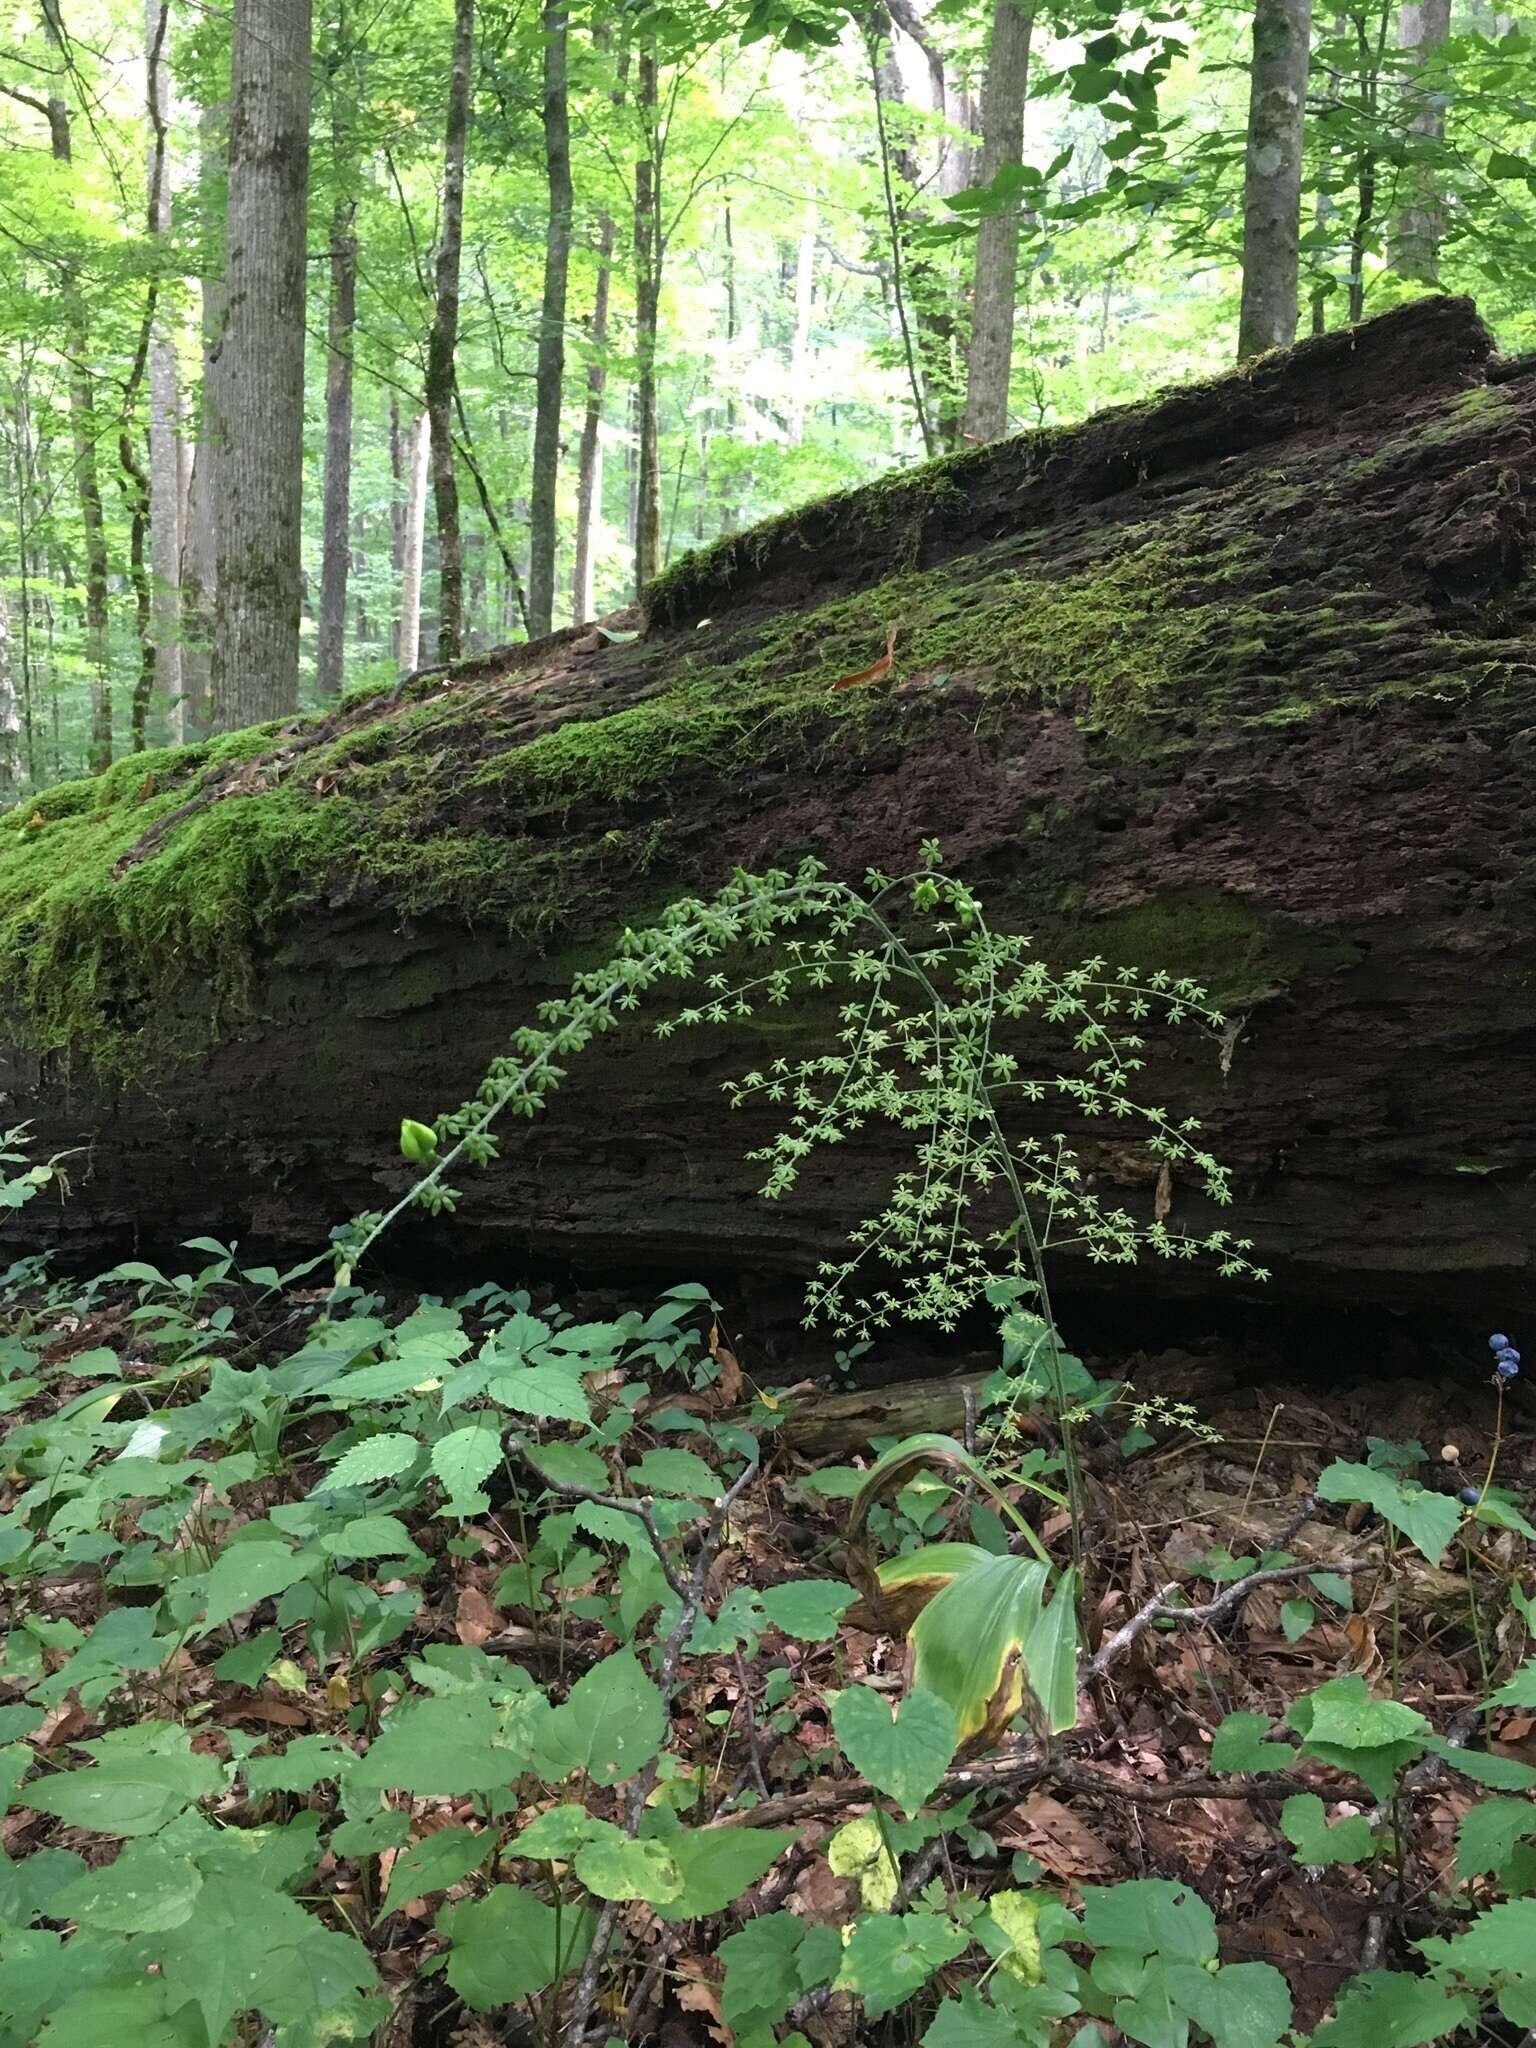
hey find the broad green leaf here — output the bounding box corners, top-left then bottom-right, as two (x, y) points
(351, 1693), (524, 1795)
(1166, 1961), (1290, 2048)
(27, 1746), (223, 1838)
(1309, 1572), (1354, 1610)
(1307, 1968), (1478, 2046)
(625, 1447), (720, 1497)
(322, 1515), (422, 1560)
(1280, 1794), (1375, 1865)
(523, 1441), (609, 1491)
(1431, 1738), (1536, 1790)
(758, 1578), (855, 1639)
(1209, 1712), (1291, 1773)
(654, 1825), (798, 1917)
(49, 1841), (204, 1933)
(439, 1884), (595, 2010)
(1280, 1598), (1314, 1642)
(1455, 1797), (1536, 1882)
(1316, 1462), (1461, 1563)
(313, 1433), (420, 1495)
(36, 1979), (207, 2048)
(430, 1426), (502, 1513)
(380, 1827), (490, 1916)
(721, 1911), (803, 2027)
(1303, 1679), (1431, 1751)
(909, 1554), (1078, 1742)
(574, 1834), (684, 1904)
(835, 1910), (969, 2019)
(246, 1736), (354, 1795)
(1417, 1896), (1536, 1973)
(489, 1363), (592, 1424)
(196, 1542), (313, 1630)
(831, 1684), (956, 1817)
(923, 1986), (1027, 2047)
(538, 1649), (665, 1785)
(1080, 1880), (1217, 1964)
(509, 1805), (616, 1859)
(826, 1814), (898, 1909)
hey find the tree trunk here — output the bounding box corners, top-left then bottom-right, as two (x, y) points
(1389, 0), (1451, 282)
(571, 216), (615, 626)
(211, 0), (313, 729)
(528, 0), (573, 638)
(633, 48), (663, 595)
(180, 110), (224, 741)
(7, 300), (1534, 1329)
(41, 0), (113, 772)
(963, 0), (1033, 444)
(117, 431), (155, 751)
(317, 195), (358, 698)
(785, 223), (817, 446)
(0, 576), (18, 798)
(1237, 0), (1313, 361)
(145, 0), (182, 736)
(426, 0), (474, 664)
(397, 411), (431, 670)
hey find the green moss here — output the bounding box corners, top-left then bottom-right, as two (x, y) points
(1070, 894), (1362, 1009)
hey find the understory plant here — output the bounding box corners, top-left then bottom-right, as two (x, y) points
(0, 856), (1532, 2048)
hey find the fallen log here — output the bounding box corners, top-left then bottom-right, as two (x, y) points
(2, 297), (1535, 1317)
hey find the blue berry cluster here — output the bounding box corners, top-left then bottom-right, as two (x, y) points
(1489, 1332), (1522, 1382)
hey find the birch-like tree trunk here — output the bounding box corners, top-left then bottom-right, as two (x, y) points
(1237, 0), (1313, 360)
(145, 0), (182, 734)
(41, 0), (113, 771)
(0, 575), (19, 797)
(425, 0), (473, 662)
(212, 0), (313, 729)
(317, 193), (357, 697)
(528, 0), (572, 638)
(570, 213), (614, 626)
(962, 0), (1032, 444)
(633, 47), (663, 594)
(1390, 0), (1451, 282)
(397, 411), (430, 670)
(180, 111), (223, 738)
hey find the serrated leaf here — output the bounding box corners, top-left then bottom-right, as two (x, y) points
(831, 1684), (956, 1817)
(1307, 1969), (1478, 2047)
(313, 1433), (420, 1495)
(488, 1363), (592, 1424)
(245, 1735), (354, 1795)
(1417, 1896), (1536, 1972)
(380, 1826), (489, 1916)
(350, 1693), (525, 1795)
(431, 1426), (502, 1511)
(1455, 1798), (1536, 1882)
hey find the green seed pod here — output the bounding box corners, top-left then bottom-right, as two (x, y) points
(400, 1118), (439, 1162)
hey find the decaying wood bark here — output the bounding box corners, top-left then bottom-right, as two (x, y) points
(3, 299), (1535, 1325)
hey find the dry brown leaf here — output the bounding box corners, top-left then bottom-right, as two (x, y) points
(1154, 1161), (1174, 1222)
(997, 1792), (1117, 1878)
(455, 1585), (501, 1647)
(831, 623), (899, 692)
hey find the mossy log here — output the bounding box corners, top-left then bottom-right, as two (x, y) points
(3, 297), (1536, 1316)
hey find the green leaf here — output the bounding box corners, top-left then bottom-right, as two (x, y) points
(314, 1433), (420, 1495)
(1209, 1712), (1292, 1773)
(1488, 148), (1533, 179)
(439, 1884), (595, 2011)
(490, 1363), (593, 1424)
(1417, 1896), (1536, 1972)
(1280, 1793), (1376, 1865)
(400, 1119), (438, 1161)
(835, 1911), (969, 2020)
(1280, 1598), (1315, 1642)
(380, 1827), (490, 1916)
(831, 1684), (956, 1818)
(625, 1447), (720, 1497)
(1307, 1969), (1478, 2047)
(36, 1978), (207, 2048)
(431, 1427), (502, 1513)
(1299, 1676), (1431, 1751)
(1316, 1462), (1461, 1563)
(923, 1985), (1026, 2046)
(1486, 1655), (1536, 1707)
(351, 1693), (525, 1796)
(1165, 1962), (1290, 2048)
(509, 1805), (615, 1859)
(720, 1911), (803, 2026)
(197, 1542), (312, 1630)
(49, 1841), (204, 1932)
(538, 1650), (665, 1785)
(654, 1825), (799, 1918)
(574, 1834), (684, 1905)
(1455, 1797), (1536, 1882)
(1080, 1880), (1217, 1964)
(323, 1515), (422, 1560)
(758, 1579), (855, 1639)
(27, 1743), (222, 1838)
(246, 1736), (354, 1795)
(1431, 1737), (1536, 1790)
(1309, 1572), (1354, 1610)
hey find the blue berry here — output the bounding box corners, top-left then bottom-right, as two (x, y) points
(1497, 1348), (1521, 1367)
(1497, 1358), (1520, 1380)
(1460, 1487), (1481, 1506)
(1490, 1334), (1511, 1351)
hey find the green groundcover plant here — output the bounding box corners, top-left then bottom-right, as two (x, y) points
(0, 852), (1531, 2047)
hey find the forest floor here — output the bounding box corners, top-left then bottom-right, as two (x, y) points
(1, 1256), (1534, 2046)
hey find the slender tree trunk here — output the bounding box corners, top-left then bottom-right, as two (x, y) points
(1390, 0), (1451, 281)
(0, 576), (18, 798)
(212, 0), (313, 729)
(397, 410), (430, 670)
(426, 0), (473, 662)
(786, 223), (817, 445)
(633, 47), (663, 594)
(962, 0), (1032, 443)
(145, 0), (182, 734)
(528, 0), (572, 636)
(1237, 0), (1313, 360)
(389, 395), (406, 571)
(41, 0), (112, 770)
(571, 216), (614, 626)
(180, 109), (223, 739)
(119, 432), (156, 750)
(317, 194), (357, 697)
